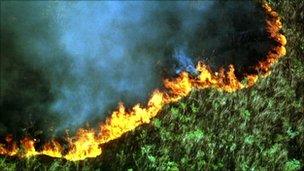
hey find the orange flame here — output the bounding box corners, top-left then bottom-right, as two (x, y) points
(0, 135), (17, 156)
(41, 140), (63, 158)
(0, 3), (286, 161)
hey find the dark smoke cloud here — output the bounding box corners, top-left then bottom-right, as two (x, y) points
(1, 1), (267, 137)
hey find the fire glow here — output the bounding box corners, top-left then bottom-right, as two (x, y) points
(0, 3), (287, 161)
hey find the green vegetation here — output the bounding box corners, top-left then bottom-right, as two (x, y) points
(0, 0), (303, 170)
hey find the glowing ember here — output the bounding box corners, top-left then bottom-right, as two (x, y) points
(0, 3), (286, 161)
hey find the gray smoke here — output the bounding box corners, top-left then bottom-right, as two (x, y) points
(173, 46), (198, 75)
(1, 1), (214, 133)
(1, 1), (267, 138)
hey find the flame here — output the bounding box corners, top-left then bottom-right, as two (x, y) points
(64, 129), (101, 161)
(0, 3), (286, 161)
(0, 135), (17, 156)
(98, 90), (165, 143)
(41, 140), (63, 158)
(20, 137), (38, 158)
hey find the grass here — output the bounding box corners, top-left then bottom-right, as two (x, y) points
(1, 0), (303, 170)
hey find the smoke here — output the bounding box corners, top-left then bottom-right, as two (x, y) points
(1, 1), (268, 137)
(0, 1), (214, 135)
(173, 47), (197, 75)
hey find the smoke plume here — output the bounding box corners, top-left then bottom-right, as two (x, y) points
(0, 1), (267, 138)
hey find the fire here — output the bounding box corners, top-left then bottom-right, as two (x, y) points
(65, 129), (101, 161)
(98, 90), (165, 144)
(41, 140), (62, 158)
(164, 72), (192, 101)
(0, 135), (17, 156)
(256, 3), (287, 73)
(0, 3), (286, 161)
(18, 137), (38, 158)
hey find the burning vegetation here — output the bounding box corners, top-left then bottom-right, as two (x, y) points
(0, 3), (287, 161)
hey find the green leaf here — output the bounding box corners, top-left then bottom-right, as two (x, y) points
(244, 135), (255, 145)
(153, 119), (162, 128)
(284, 159), (301, 171)
(184, 129), (204, 142)
(148, 155), (156, 163)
